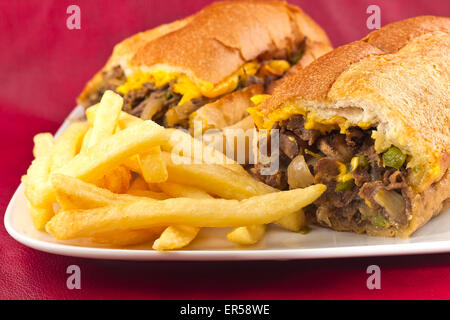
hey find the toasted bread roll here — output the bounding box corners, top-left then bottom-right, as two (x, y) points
(78, 0), (332, 130)
(249, 16), (450, 237)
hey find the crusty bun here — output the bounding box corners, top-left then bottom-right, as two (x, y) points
(250, 16), (450, 237)
(253, 16), (450, 192)
(78, 0), (331, 106)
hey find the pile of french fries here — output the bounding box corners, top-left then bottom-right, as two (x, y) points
(22, 91), (326, 251)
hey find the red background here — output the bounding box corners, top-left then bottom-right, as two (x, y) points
(1, 0), (449, 300)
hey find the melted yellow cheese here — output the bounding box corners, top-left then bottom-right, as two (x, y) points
(199, 75), (239, 98)
(350, 156), (359, 171)
(249, 99), (373, 134)
(304, 115), (345, 134)
(305, 115), (372, 134)
(117, 60), (290, 105)
(172, 75), (202, 105)
(240, 61), (261, 77)
(250, 94), (271, 105)
(116, 70), (162, 94)
(336, 161), (353, 183)
(116, 60), (280, 106)
(247, 106), (266, 128)
(262, 60), (291, 75)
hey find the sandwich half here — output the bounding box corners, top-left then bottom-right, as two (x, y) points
(249, 16), (450, 237)
(77, 0), (332, 131)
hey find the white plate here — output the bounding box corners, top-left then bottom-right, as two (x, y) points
(4, 106), (450, 261)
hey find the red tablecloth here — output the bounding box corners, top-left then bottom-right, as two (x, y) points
(1, 0), (449, 300)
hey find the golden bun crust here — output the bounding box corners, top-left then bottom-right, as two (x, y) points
(253, 16), (450, 237)
(131, 0), (331, 83)
(400, 170), (450, 237)
(78, 0), (331, 104)
(268, 40), (384, 99)
(78, 17), (191, 105)
(255, 16), (450, 192)
(258, 15), (450, 112)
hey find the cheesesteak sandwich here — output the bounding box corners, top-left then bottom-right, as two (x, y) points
(249, 16), (450, 237)
(77, 0), (331, 131)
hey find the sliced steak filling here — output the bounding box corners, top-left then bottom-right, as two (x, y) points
(252, 114), (412, 234)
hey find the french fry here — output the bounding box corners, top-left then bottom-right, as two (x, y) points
(147, 183), (163, 192)
(117, 111), (144, 129)
(162, 151), (303, 238)
(140, 147), (168, 183)
(26, 200), (55, 231)
(121, 120), (248, 176)
(51, 173), (150, 210)
(85, 103), (99, 126)
(87, 90), (123, 148)
(116, 116), (247, 174)
(128, 175), (165, 195)
(46, 184), (326, 240)
(153, 226), (200, 251)
(23, 135), (54, 207)
(162, 152), (275, 200)
(154, 182), (212, 251)
(80, 128), (92, 153)
(158, 182), (212, 199)
(229, 210), (306, 243)
(127, 189), (170, 199)
(98, 165), (132, 194)
(226, 225), (266, 245)
(128, 176), (150, 191)
(91, 228), (165, 246)
(123, 151), (169, 184)
(274, 210), (306, 232)
(32, 133), (54, 158)
(51, 122), (89, 172)
(54, 120), (166, 183)
(163, 128), (246, 174)
(122, 155), (142, 174)
(87, 104), (143, 130)
(23, 133), (56, 229)
(162, 152), (287, 246)
(51, 173), (166, 245)
(89, 102), (279, 246)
